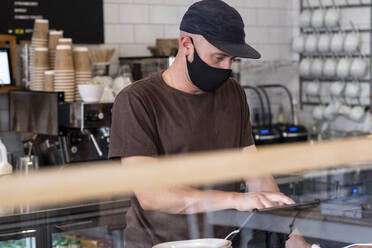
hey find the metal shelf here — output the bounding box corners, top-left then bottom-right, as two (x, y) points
(299, 0), (372, 109)
(300, 78), (371, 82)
(301, 3), (371, 10)
(301, 101), (371, 108)
(300, 53), (370, 58)
(301, 28), (371, 34)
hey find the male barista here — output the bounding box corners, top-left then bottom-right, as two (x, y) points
(109, 0), (300, 247)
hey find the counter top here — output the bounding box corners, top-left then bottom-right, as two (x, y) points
(209, 203), (372, 244)
(0, 197), (131, 233)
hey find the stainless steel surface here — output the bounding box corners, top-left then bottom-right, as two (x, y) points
(16, 155), (39, 174)
(88, 131), (103, 157)
(119, 56), (174, 80)
(9, 91), (62, 136)
(9, 91), (113, 164)
(60, 102), (113, 129)
(0, 229), (36, 238)
(58, 102), (112, 163)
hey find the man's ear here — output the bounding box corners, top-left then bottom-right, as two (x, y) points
(180, 36), (194, 57)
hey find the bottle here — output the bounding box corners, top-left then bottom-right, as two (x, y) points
(293, 100), (299, 125)
(0, 137), (13, 175)
(277, 104), (285, 124)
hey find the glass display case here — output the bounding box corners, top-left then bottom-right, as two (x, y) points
(209, 164), (372, 247)
(0, 198), (130, 248)
(0, 237), (36, 248)
(1, 139), (372, 248)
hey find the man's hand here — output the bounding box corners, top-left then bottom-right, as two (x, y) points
(233, 191), (295, 211)
(286, 229), (312, 248)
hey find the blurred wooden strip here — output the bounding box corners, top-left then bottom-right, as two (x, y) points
(2, 137), (372, 210)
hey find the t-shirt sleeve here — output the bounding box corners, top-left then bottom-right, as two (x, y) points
(108, 90), (158, 159)
(239, 86), (255, 147)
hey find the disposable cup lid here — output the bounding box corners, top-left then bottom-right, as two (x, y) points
(35, 19), (49, 23)
(73, 47), (89, 52)
(56, 45), (71, 50)
(49, 30), (63, 35)
(58, 38), (72, 42)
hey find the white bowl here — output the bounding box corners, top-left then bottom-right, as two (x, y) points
(325, 8), (340, 27)
(305, 35), (318, 53)
(349, 106), (365, 122)
(345, 82), (361, 98)
(330, 81), (345, 97)
(317, 34), (330, 53)
(292, 35), (306, 53)
(153, 239), (232, 248)
(300, 58), (312, 77)
(330, 33), (344, 53)
(337, 58), (351, 79)
(323, 58), (337, 78)
(311, 58), (324, 78)
(306, 81), (320, 96)
(300, 9), (312, 28)
(313, 105), (325, 121)
(350, 58), (368, 78)
(311, 9), (325, 28)
(344, 33), (360, 53)
(78, 84), (104, 103)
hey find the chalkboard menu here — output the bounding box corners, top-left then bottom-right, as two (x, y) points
(0, 0), (104, 44)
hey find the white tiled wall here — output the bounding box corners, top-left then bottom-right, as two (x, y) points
(103, 0), (297, 60)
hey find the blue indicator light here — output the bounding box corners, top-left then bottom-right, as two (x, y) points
(289, 127), (298, 132)
(260, 129), (270, 134)
(352, 188), (358, 195)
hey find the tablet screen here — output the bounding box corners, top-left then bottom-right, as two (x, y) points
(0, 49), (12, 85)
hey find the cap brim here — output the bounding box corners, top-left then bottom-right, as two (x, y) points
(205, 38), (261, 59)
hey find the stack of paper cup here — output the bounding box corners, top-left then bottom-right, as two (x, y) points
(44, 70), (54, 91)
(58, 38), (73, 47)
(30, 47), (49, 91)
(48, 30), (63, 69)
(54, 45), (75, 102)
(31, 19), (49, 47)
(73, 47), (92, 101)
(30, 19), (49, 89)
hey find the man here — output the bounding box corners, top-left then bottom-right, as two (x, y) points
(109, 0), (297, 247)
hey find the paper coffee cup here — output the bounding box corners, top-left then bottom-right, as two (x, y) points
(32, 19), (49, 40)
(73, 47), (91, 72)
(55, 45), (74, 70)
(34, 47), (49, 68)
(44, 70), (54, 91)
(48, 30), (64, 50)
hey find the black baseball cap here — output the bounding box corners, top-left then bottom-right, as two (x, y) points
(180, 0), (261, 59)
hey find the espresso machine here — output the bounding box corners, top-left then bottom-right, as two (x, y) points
(9, 90), (113, 166)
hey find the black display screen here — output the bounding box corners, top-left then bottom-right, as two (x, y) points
(0, 0), (104, 44)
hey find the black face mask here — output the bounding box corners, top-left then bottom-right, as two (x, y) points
(186, 41), (232, 92)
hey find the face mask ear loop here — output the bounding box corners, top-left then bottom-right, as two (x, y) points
(189, 37), (194, 45)
(188, 37), (195, 62)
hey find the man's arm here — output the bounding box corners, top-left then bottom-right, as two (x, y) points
(122, 156), (294, 214)
(243, 145), (280, 192)
(242, 147), (311, 247)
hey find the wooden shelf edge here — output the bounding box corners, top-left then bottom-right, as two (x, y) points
(0, 85), (25, 93)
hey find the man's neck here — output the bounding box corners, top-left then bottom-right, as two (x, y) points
(162, 56), (204, 95)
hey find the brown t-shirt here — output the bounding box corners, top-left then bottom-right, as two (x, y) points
(109, 72), (254, 247)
